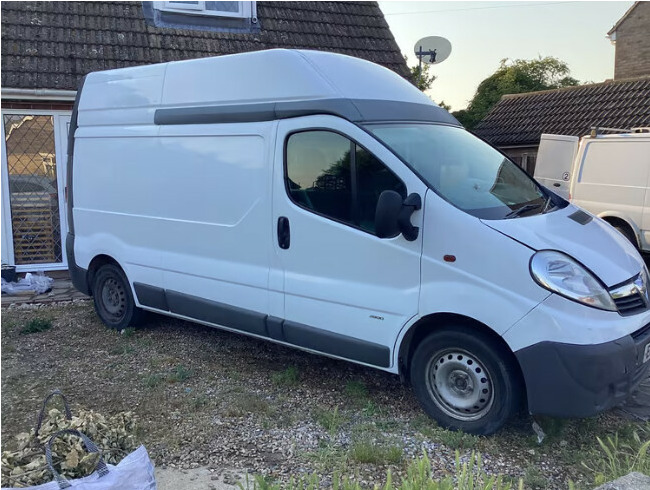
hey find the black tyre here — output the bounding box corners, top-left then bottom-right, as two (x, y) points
(92, 263), (143, 329)
(410, 326), (522, 435)
(614, 225), (638, 249)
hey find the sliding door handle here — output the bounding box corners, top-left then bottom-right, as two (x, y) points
(277, 216), (290, 249)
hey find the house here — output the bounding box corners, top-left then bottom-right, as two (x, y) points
(472, 78), (650, 174)
(1, 1), (410, 273)
(473, 2), (650, 174)
(607, 1), (650, 80)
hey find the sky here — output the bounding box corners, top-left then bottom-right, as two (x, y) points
(378, 1), (634, 111)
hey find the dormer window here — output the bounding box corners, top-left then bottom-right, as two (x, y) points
(157, 1), (254, 19)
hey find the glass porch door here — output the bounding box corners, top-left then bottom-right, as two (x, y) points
(1, 112), (71, 271)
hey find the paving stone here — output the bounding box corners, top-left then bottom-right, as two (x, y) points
(594, 472), (650, 490)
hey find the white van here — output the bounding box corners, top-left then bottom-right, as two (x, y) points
(534, 131), (650, 251)
(67, 50), (650, 435)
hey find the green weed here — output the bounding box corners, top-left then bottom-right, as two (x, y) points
(20, 317), (52, 335)
(348, 439), (402, 465)
(271, 366), (300, 387)
(314, 406), (345, 435)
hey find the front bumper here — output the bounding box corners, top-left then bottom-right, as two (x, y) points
(516, 323), (650, 417)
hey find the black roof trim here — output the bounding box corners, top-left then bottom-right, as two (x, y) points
(154, 98), (460, 126)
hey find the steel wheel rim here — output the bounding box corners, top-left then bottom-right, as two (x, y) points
(100, 277), (127, 321)
(425, 348), (494, 421)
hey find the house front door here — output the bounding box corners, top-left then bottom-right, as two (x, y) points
(1, 111), (72, 271)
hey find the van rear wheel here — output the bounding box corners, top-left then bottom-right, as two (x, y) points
(92, 264), (143, 330)
(410, 327), (522, 435)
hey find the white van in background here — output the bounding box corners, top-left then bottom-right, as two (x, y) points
(67, 50), (650, 435)
(535, 129), (650, 251)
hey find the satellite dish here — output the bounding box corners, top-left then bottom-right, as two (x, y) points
(414, 36), (452, 65)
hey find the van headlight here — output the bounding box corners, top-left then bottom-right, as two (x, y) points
(530, 250), (616, 311)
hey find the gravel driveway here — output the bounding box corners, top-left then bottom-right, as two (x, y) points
(1, 301), (645, 489)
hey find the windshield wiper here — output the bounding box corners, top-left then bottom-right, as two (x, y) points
(504, 203), (541, 219)
(541, 194), (555, 213)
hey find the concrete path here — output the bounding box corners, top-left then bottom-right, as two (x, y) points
(1, 277), (88, 306)
(156, 467), (242, 490)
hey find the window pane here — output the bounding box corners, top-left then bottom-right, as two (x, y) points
(368, 124), (546, 220)
(4, 114), (62, 264)
(205, 1), (240, 12)
(355, 146), (406, 233)
(286, 131), (352, 225)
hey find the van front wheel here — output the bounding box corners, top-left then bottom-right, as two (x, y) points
(410, 328), (521, 435)
(92, 264), (143, 330)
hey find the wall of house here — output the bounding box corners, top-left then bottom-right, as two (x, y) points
(500, 146), (539, 175)
(614, 2), (650, 80)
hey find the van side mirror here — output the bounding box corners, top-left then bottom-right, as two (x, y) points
(375, 191), (422, 241)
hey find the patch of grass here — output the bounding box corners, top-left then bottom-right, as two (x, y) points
(344, 380), (368, 403)
(3, 343), (17, 354)
(522, 465), (547, 489)
(144, 373), (163, 388)
(411, 414), (438, 438)
(305, 440), (347, 469)
(361, 400), (381, 417)
(348, 439), (402, 465)
(120, 327), (136, 338)
(224, 393), (272, 417)
(436, 428), (479, 450)
(189, 394), (209, 411)
(271, 365), (300, 387)
(166, 364), (193, 383)
(20, 317), (52, 335)
(314, 406), (345, 435)
(411, 415), (478, 450)
(584, 425), (650, 486)
(109, 344), (135, 356)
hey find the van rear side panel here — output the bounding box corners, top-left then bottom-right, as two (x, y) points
(533, 134), (579, 199)
(73, 122), (273, 315)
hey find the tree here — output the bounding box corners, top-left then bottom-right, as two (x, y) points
(408, 58), (437, 92)
(405, 56), (450, 110)
(453, 56), (579, 129)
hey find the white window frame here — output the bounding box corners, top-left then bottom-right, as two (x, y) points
(157, 1), (254, 19)
(1, 109), (72, 272)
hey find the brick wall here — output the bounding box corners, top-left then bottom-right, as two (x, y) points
(614, 2), (650, 80)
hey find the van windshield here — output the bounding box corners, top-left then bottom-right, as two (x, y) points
(366, 123), (549, 220)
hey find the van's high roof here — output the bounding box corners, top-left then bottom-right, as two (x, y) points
(77, 49), (458, 128)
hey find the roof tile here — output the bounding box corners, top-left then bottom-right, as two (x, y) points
(1, 1), (410, 90)
(474, 78), (650, 146)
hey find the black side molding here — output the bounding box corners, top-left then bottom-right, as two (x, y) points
(134, 284), (390, 368)
(154, 98), (460, 126)
(166, 290), (268, 337)
(134, 283), (168, 311)
(284, 321), (390, 367)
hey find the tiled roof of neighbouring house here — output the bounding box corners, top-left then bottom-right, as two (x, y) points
(473, 77), (650, 147)
(1, 1), (410, 91)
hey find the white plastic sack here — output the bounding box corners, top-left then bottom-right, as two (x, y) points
(1, 273), (53, 295)
(3, 432), (156, 490)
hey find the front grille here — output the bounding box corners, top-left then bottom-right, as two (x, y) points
(614, 293), (646, 316)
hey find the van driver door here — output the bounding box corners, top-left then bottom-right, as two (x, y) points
(271, 115), (426, 369)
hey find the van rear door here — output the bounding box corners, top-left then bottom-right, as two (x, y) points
(534, 134), (579, 199)
(271, 115), (426, 369)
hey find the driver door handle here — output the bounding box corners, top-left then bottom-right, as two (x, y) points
(277, 216), (290, 249)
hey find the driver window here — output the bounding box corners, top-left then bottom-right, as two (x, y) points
(286, 130), (406, 234)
